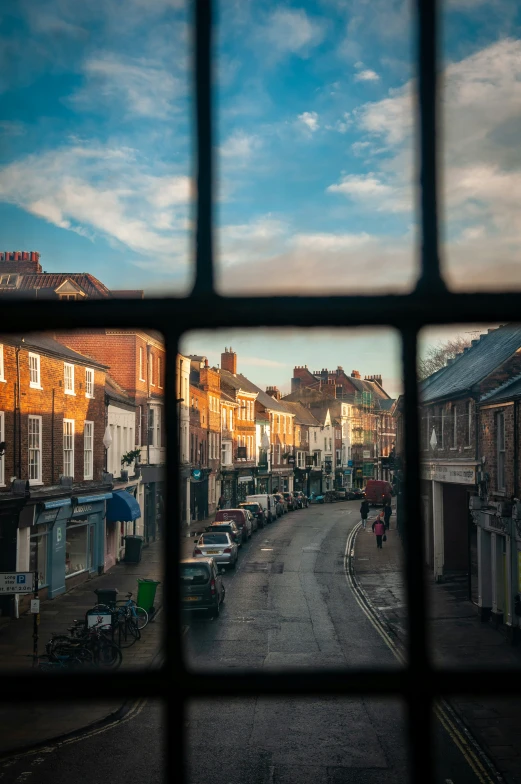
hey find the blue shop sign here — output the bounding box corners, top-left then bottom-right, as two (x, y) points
(347, 460), (353, 467)
(192, 469), (202, 480)
(344, 469), (352, 476)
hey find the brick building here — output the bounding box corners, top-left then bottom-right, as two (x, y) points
(0, 334), (112, 617)
(419, 325), (521, 638)
(0, 251), (143, 299)
(54, 329), (166, 545)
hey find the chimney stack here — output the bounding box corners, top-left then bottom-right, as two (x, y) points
(266, 386), (281, 401)
(221, 347), (237, 375)
(351, 370), (361, 379)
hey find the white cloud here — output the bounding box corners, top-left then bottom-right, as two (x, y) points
(241, 356), (289, 368)
(327, 173), (410, 213)
(70, 53), (184, 118)
(297, 111), (319, 132)
(220, 131), (261, 161)
(351, 141), (371, 156)
(260, 8), (325, 59)
(326, 112), (352, 133)
(0, 143), (192, 266)
(354, 69), (380, 82)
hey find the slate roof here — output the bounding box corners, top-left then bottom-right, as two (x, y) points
(1, 334), (108, 368)
(421, 325), (521, 403)
(378, 399), (396, 411)
(349, 376), (390, 400)
(281, 401), (321, 426)
(17, 273), (111, 297)
(480, 373), (521, 404)
(219, 369), (290, 414)
(106, 374), (135, 406)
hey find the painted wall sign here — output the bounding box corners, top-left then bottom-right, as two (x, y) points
(421, 463), (476, 485)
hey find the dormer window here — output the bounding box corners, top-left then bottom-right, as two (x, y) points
(0, 274), (18, 287)
(59, 293), (80, 301)
(54, 279), (86, 301)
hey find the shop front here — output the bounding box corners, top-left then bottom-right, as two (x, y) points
(64, 493), (112, 590)
(190, 468), (209, 521)
(0, 494), (28, 618)
(237, 472), (255, 502)
(272, 468), (293, 494)
(221, 469), (237, 508)
(105, 488), (141, 570)
(421, 461), (478, 584)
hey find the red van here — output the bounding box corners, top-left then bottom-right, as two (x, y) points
(214, 509), (252, 542)
(364, 480), (393, 507)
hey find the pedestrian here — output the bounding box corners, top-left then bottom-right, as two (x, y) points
(372, 512), (386, 549)
(360, 499), (369, 529)
(384, 500), (392, 530)
(217, 494), (225, 511)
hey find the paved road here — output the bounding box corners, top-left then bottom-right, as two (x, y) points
(1, 502), (491, 784)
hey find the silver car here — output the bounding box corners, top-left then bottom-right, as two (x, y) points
(193, 532), (238, 569)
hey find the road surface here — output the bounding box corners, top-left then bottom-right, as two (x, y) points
(1, 501), (493, 784)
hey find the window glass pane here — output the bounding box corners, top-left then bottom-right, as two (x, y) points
(442, 2), (521, 291)
(215, 2), (416, 295)
(181, 327), (404, 669)
(0, 2), (191, 297)
(65, 522), (88, 577)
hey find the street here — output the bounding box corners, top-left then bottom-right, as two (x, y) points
(1, 502), (493, 784)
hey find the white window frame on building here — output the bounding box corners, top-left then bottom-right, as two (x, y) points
(149, 352), (155, 386)
(84, 421), (94, 480)
(63, 419), (75, 478)
(64, 362), (75, 395)
(85, 367), (94, 398)
(29, 352), (41, 389)
(496, 411), (506, 491)
(158, 357), (162, 388)
(28, 415), (42, 485)
(139, 347), (145, 382)
(221, 440), (232, 466)
(148, 405), (162, 448)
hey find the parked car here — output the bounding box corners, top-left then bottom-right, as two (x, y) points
(246, 494), (276, 523)
(283, 492), (296, 510)
(274, 493), (288, 513)
(206, 521), (242, 547)
(180, 557), (226, 618)
(271, 494), (284, 517)
(347, 488), (365, 500)
(335, 488), (347, 500)
(214, 508), (252, 543)
(193, 532), (238, 569)
(364, 479), (394, 507)
(239, 501), (266, 528)
(244, 508), (258, 533)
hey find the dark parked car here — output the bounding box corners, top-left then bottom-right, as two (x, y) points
(180, 557), (226, 618)
(283, 492), (296, 510)
(206, 521), (242, 547)
(239, 502), (266, 528)
(347, 488), (366, 500)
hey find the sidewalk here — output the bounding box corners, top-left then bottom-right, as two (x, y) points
(0, 538), (164, 756)
(354, 517), (521, 783)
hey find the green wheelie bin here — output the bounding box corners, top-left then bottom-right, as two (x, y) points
(136, 578), (160, 616)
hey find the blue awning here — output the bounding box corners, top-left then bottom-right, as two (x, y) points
(74, 492), (113, 504)
(106, 490), (141, 523)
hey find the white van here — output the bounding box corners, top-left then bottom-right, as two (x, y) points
(246, 494), (276, 523)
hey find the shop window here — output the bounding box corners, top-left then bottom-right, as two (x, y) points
(64, 362), (75, 394)
(85, 367), (94, 398)
(63, 419), (75, 478)
(29, 352), (41, 389)
(30, 525), (50, 588)
(28, 415), (42, 484)
(65, 521), (89, 577)
(497, 412), (506, 491)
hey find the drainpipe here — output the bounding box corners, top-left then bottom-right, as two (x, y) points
(15, 347), (21, 478)
(51, 389), (55, 485)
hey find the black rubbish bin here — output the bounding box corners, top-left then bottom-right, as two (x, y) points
(94, 588), (118, 607)
(124, 535), (144, 564)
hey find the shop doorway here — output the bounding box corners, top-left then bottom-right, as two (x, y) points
(0, 518), (17, 618)
(190, 478), (209, 521)
(144, 483), (157, 543)
(442, 484), (470, 574)
(469, 520), (479, 604)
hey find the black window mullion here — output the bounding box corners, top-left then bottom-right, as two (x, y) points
(402, 330), (433, 781)
(192, 0), (215, 297)
(415, 0), (445, 294)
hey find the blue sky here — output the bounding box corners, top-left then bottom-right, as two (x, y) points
(1, 0), (521, 299)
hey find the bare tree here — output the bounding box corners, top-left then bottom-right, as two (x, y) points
(418, 333), (480, 380)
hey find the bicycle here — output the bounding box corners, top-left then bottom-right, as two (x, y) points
(48, 619), (122, 669)
(115, 592), (149, 631)
(90, 599), (143, 648)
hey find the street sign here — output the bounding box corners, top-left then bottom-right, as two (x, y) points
(30, 599), (40, 614)
(0, 573), (34, 594)
(192, 469), (202, 480)
(344, 469), (352, 475)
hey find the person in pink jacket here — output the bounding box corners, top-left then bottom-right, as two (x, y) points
(372, 513), (386, 549)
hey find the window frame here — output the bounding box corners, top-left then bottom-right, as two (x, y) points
(28, 414), (42, 485)
(496, 411), (506, 492)
(1, 6), (515, 784)
(85, 367), (94, 398)
(64, 362), (75, 395)
(139, 347), (145, 382)
(28, 352), (42, 389)
(84, 420), (94, 480)
(63, 418), (75, 479)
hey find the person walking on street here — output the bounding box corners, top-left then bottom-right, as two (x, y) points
(360, 499), (369, 529)
(217, 494), (226, 511)
(384, 500), (392, 530)
(372, 512), (386, 549)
